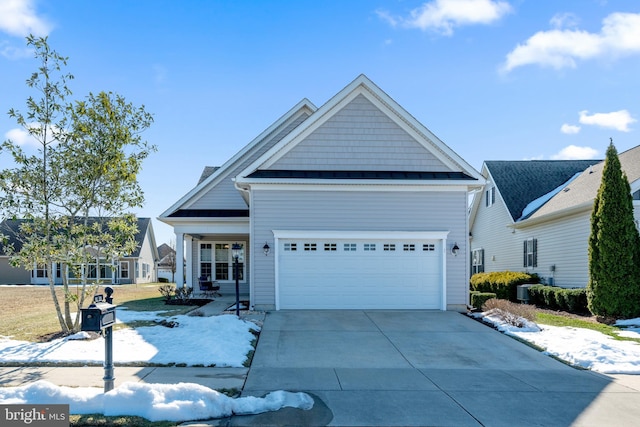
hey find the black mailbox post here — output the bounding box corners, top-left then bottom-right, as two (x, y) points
(80, 287), (116, 393)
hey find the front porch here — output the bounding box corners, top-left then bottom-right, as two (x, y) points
(173, 231), (251, 298)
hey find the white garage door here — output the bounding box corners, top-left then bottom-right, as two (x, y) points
(277, 237), (444, 309)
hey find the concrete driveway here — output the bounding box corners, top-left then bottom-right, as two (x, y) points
(231, 310), (640, 427)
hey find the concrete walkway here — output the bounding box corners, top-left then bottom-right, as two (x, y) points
(231, 310), (640, 427)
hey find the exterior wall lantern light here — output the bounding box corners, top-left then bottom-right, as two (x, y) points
(451, 242), (460, 256)
(263, 242), (270, 256)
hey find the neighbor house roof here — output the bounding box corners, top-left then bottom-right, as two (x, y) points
(0, 217), (153, 258)
(197, 166), (220, 185)
(485, 160), (599, 222)
(525, 145), (640, 221)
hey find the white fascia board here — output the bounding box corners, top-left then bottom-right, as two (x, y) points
(238, 182), (475, 192)
(273, 230), (450, 240)
(158, 99), (317, 218)
(235, 74), (484, 184)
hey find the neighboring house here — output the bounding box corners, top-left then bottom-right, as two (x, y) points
(0, 217), (159, 285)
(159, 75), (484, 310)
(469, 145), (640, 287)
(157, 243), (177, 282)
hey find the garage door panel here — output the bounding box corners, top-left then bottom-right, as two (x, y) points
(278, 238), (443, 309)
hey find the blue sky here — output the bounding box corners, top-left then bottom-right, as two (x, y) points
(1, 0), (639, 245)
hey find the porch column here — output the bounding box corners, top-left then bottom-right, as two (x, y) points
(185, 235), (193, 289)
(175, 232), (184, 286)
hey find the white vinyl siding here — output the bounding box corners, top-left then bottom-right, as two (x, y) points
(470, 180), (523, 274)
(269, 95), (450, 172)
(251, 189), (468, 309)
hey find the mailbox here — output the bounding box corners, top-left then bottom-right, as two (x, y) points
(81, 301), (116, 332)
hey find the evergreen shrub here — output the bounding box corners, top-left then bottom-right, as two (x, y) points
(528, 285), (588, 314)
(469, 291), (497, 309)
(470, 271), (537, 302)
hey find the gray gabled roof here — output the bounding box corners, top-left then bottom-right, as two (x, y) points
(0, 217), (152, 258)
(485, 160), (599, 222)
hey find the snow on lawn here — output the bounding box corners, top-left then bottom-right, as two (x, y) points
(476, 310), (640, 374)
(0, 309), (258, 366)
(0, 308), (314, 422)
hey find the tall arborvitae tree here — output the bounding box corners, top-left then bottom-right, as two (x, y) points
(587, 140), (640, 319)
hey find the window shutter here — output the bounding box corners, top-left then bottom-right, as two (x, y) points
(491, 187), (495, 205)
(480, 249), (485, 273)
(523, 241), (527, 267)
(533, 239), (537, 267)
(485, 191), (489, 207)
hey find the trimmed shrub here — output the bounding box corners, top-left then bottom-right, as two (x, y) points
(528, 285), (589, 314)
(470, 291), (497, 309)
(470, 271), (537, 302)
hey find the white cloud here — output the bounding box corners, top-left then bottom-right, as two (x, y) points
(0, 0), (52, 37)
(4, 127), (40, 148)
(502, 12), (640, 72)
(550, 13), (580, 30)
(0, 40), (32, 59)
(551, 145), (599, 160)
(579, 109), (636, 132)
(560, 124), (581, 134)
(4, 123), (63, 148)
(378, 0), (512, 36)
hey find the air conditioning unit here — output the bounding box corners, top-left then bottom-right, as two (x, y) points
(517, 284), (533, 303)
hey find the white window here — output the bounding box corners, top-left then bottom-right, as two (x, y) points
(142, 263), (149, 278)
(486, 187), (496, 207)
(524, 238), (537, 268)
(120, 261), (129, 279)
(364, 243), (376, 251)
(472, 249), (484, 274)
(200, 242), (246, 282)
(383, 244), (396, 251)
(324, 243), (337, 251)
(403, 244), (415, 252)
(33, 264), (47, 278)
(344, 243), (357, 251)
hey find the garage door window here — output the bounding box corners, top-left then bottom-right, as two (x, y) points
(284, 243), (297, 251)
(383, 244), (396, 251)
(364, 243), (376, 251)
(324, 243), (337, 251)
(344, 243), (357, 251)
(423, 244), (435, 251)
(304, 243), (317, 251)
(403, 244), (416, 251)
